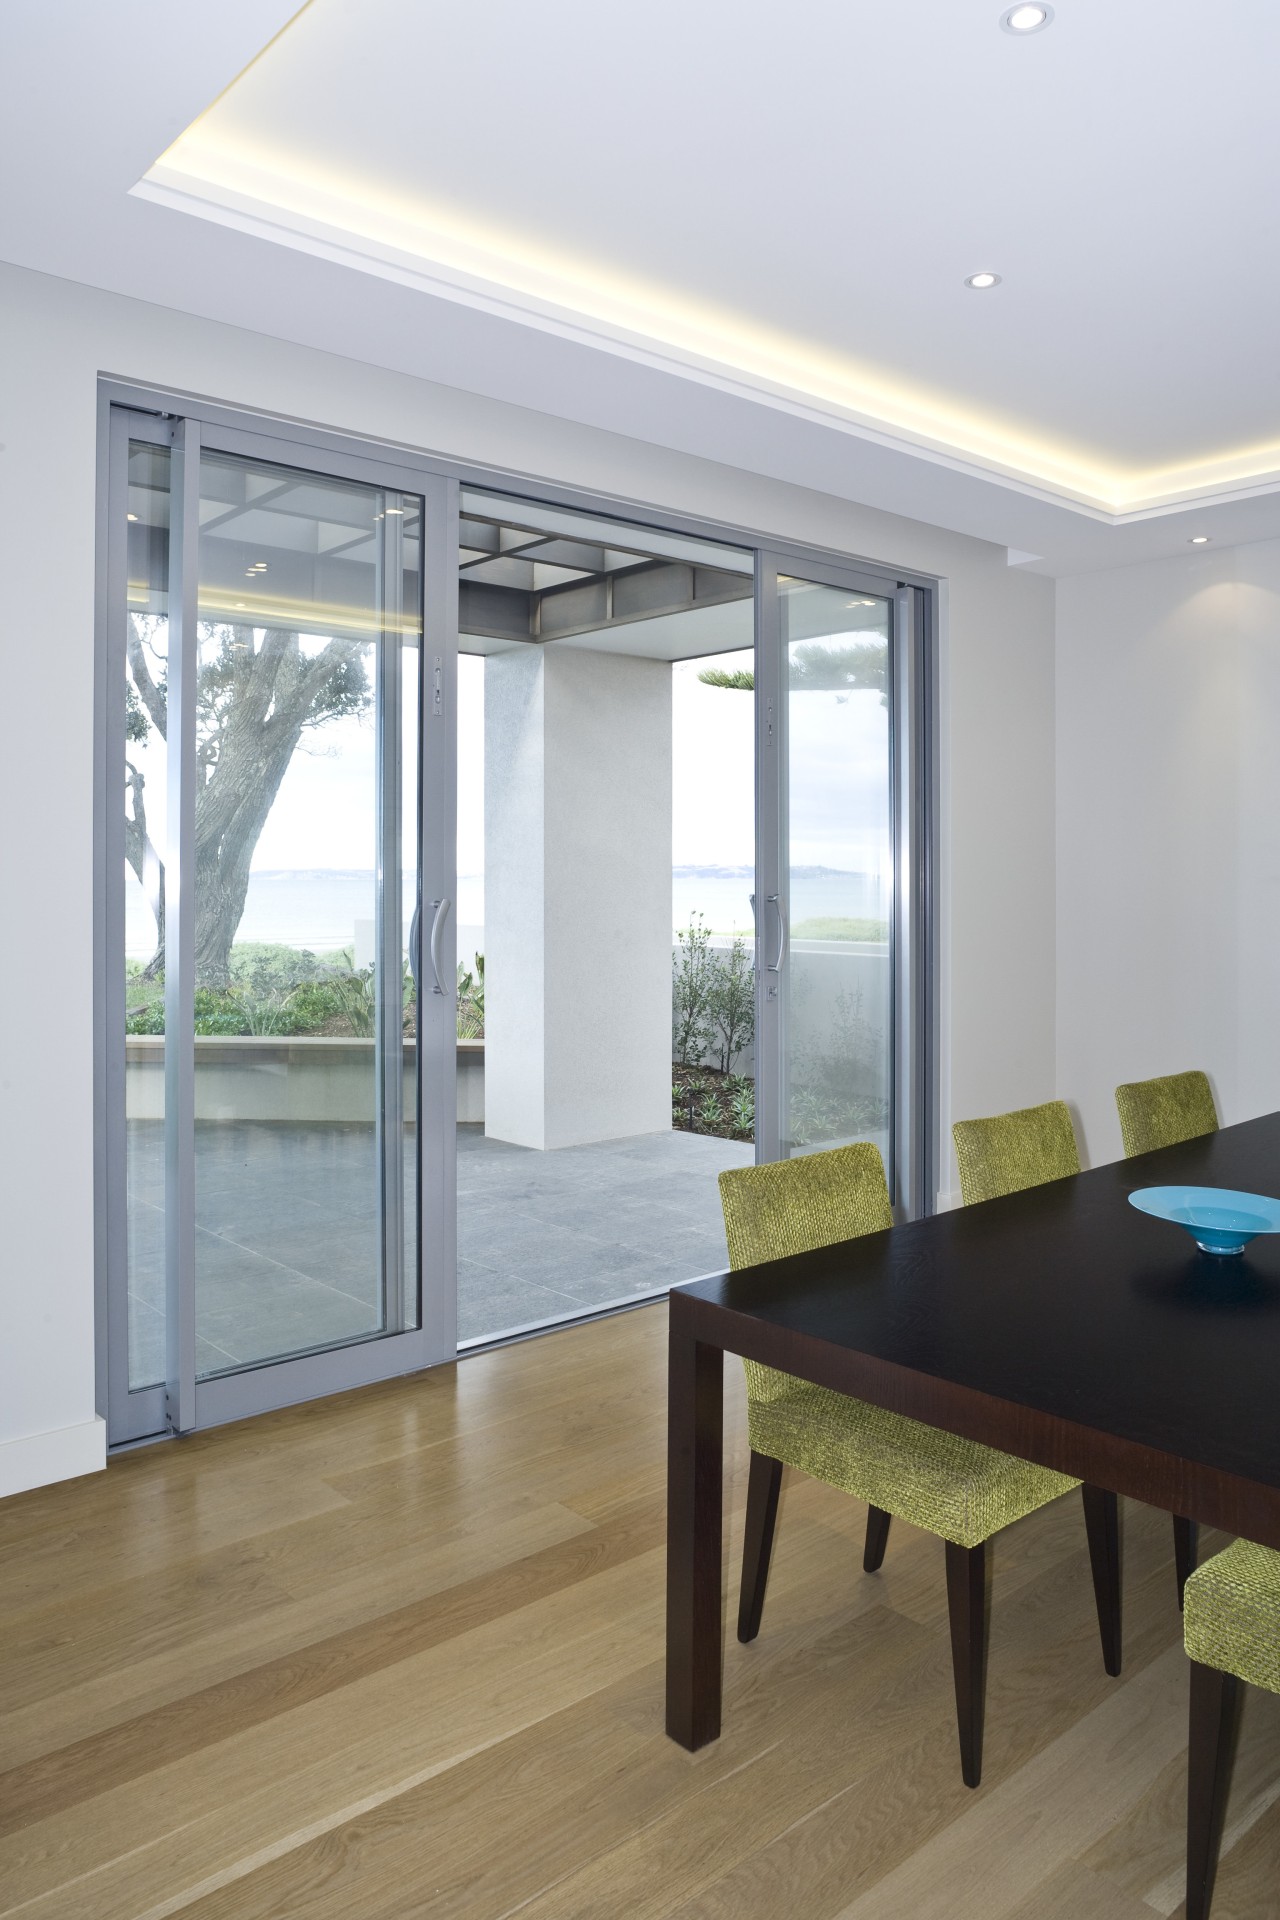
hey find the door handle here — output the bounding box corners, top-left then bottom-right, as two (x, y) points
(428, 897), (451, 996)
(766, 893), (787, 973)
(408, 901), (421, 994)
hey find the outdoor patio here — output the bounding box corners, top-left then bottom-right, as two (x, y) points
(125, 1120), (752, 1384)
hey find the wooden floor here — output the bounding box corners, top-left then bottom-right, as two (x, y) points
(3, 1304), (1278, 1920)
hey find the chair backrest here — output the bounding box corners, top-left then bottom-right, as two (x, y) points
(718, 1142), (893, 1270)
(951, 1100), (1080, 1206)
(1114, 1070), (1218, 1159)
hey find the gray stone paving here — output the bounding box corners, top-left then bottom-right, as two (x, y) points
(126, 1121), (751, 1384)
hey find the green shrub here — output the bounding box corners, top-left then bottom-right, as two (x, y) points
(457, 952), (485, 1039)
(193, 986), (249, 1036)
(322, 968), (376, 1038)
(672, 915), (715, 1065)
(285, 980), (345, 1028)
(125, 999), (165, 1035)
(709, 933), (754, 1071)
(125, 943), (418, 1040)
(229, 943), (328, 992)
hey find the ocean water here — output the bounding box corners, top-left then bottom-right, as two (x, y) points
(124, 865), (887, 959)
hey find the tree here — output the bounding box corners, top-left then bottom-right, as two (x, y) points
(126, 614), (371, 986)
(672, 913), (716, 1065)
(709, 933), (755, 1072)
(125, 663), (166, 978)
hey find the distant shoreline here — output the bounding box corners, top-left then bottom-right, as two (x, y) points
(125, 864), (887, 957)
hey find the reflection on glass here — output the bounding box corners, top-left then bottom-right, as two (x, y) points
(187, 453), (420, 1376)
(399, 631), (420, 1304)
(124, 443), (171, 1389)
(781, 578), (892, 1172)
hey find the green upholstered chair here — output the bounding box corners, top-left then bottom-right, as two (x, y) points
(1114, 1071), (1220, 1604)
(1182, 1541), (1280, 1919)
(1115, 1069), (1218, 1160)
(719, 1140), (1121, 1791)
(951, 1098), (1080, 1205)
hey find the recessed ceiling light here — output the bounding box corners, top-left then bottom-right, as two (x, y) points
(1189, 535), (1211, 544)
(965, 272), (1002, 290)
(1001, 3), (1054, 32)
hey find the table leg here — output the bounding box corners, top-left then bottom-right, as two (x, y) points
(665, 1294), (723, 1749)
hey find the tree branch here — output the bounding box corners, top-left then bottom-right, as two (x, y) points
(127, 615), (168, 738)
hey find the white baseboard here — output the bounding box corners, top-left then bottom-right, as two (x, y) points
(0, 1415), (107, 1500)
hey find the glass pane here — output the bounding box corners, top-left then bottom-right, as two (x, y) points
(190, 453), (421, 1375)
(672, 646), (756, 1152)
(781, 577), (893, 1174)
(455, 487), (755, 1345)
(401, 582), (420, 1312)
(124, 443), (171, 1390)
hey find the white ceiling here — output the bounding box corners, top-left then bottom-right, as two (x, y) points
(6, 0), (1280, 576)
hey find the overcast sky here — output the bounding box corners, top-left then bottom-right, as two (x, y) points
(128, 639), (890, 894)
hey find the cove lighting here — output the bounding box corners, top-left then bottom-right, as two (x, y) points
(139, 123), (1280, 515)
(1001, 4), (1054, 32)
(965, 272), (1002, 290)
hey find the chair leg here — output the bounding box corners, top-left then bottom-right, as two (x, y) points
(738, 1451), (783, 1644)
(1186, 1661), (1242, 1920)
(944, 1538), (990, 1789)
(1082, 1485), (1123, 1677)
(863, 1505), (892, 1572)
(1174, 1515), (1199, 1610)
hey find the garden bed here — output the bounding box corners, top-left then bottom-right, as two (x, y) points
(672, 1064), (754, 1143)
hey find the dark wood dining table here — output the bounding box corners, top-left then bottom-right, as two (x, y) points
(665, 1113), (1280, 1750)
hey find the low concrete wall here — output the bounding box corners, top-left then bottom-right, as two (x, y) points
(125, 1036), (485, 1125)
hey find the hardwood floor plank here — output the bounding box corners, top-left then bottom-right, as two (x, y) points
(1000, 1859), (1156, 1920)
(0, 1558), (665, 1916)
(0, 1495), (663, 1836)
(829, 1648), (1188, 1920)
(2, 1302), (1267, 1920)
(0, 1498), (598, 1771)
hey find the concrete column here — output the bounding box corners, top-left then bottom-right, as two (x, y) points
(484, 645), (672, 1150)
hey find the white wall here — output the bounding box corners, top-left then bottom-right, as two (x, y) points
(1056, 541), (1280, 1165)
(483, 650), (547, 1146)
(0, 260), (1056, 1494)
(544, 649), (672, 1147)
(486, 649), (671, 1150)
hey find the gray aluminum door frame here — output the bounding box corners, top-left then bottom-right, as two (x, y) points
(96, 375), (936, 1442)
(753, 553), (936, 1219)
(98, 403), (459, 1444)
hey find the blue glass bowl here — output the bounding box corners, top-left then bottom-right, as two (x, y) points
(1128, 1185), (1280, 1256)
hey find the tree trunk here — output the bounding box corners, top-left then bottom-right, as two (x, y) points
(191, 625), (368, 987)
(125, 759), (166, 978)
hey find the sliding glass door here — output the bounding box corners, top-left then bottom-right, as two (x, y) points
(100, 384), (934, 1445)
(104, 410), (454, 1441)
(755, 558), (932, 1215)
